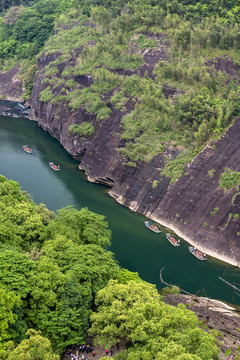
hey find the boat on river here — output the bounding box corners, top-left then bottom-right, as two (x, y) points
(166, 233), (180, 246)
(189, 246), (206, 260)
(49, 162), (60, 171)
(144, 221), (161, 233)
(23, 145), (33, 154)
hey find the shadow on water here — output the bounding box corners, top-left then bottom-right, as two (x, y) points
(0, 106), (240, 306)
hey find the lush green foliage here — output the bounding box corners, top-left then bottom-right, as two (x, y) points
(0, 174), (222, 358)
(0, 0), (63, 64)
(91, 67), (122, 93)
(68, 88), (111, 122)
(219, 167), (240, 190)
(0, 175), (51, 249)
(0, 177), (120, 355)
(40, 86), (55, 102)
(7, 329), (59, 360)
(69, 122), (95, 136)
(90, 280), (219, 360)
(42, 4), (240, 172)
(161, 151), (195, 184)
(0, 288), (21, 347)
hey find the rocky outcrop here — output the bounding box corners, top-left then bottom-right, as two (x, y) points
(164, 293), (240, 359)
(0, 64), (24, 102)
(205, 56), (240, 83)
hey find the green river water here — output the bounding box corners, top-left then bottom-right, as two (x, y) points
(0, 101), (239, 306)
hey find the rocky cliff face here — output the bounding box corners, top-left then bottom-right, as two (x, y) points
(0, 45), (239, 268)
(147, 119), (240, 266)
(0, 64), (24, 102)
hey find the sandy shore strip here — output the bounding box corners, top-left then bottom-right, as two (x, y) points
(148, 214), (240, 268)
(109, 192), (240, 268)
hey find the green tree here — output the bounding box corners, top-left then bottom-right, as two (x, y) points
(0, 249), (36, 298)
(41, 206), (112, 248)
(0, 176), (45, 250)
(89, 280), (219, 359)
(113, 269), (143, 284)
(7, 329), (59, 360)
(0, 288), (21, 346)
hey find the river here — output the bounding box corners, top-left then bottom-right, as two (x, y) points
(0, 101), (239, 306)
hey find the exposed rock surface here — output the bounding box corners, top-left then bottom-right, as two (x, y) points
(164, 293), (240, 359)
(205, 56), (240, 83)
(0, 64), (24, 101)
(146, 119), (240, 266)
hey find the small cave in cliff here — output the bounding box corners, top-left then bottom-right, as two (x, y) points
(98, 177), (115, 186)
(75, 75), (93, 87)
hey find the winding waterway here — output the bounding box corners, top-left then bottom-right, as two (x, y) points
(0, 101), (239, 306)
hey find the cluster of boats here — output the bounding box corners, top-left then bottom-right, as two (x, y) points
(23, 145), (61, 171)
(144, 220), (207, 261)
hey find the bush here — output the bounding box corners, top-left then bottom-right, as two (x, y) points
(127, 162), (137, 167)
(40, 86), (54, 102)
(62, 66), (74, 77)
(208, 169), (215, 177)
(160, 286), (180, 295)
(68, 88), (111, 121)
(219, 168), (240, 191)
(68, 122), (94, 136)
(65, 79), (77, 88)
(114, 350), (128, 360)
(45, 66), (58, 77)
(91, 67), (122, 93)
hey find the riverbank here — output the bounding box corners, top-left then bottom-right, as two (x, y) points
(149, 215), (240, 268)
(111, 191), (239, 268)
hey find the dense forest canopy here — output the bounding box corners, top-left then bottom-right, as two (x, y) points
(0, 175), (119, 357)
(0, 176), (223, 359)
(0, 0), (239, 65)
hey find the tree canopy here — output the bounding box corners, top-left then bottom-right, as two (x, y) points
(7, 329), (59, 360)
(0, 176), (120, 354)
(89, 280), (219, 360)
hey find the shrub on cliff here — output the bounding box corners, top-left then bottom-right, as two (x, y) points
(68, 88), (111, 121)
(40, 86), (54, 102)
(69, 123), (95, 136)
(219, 168), (240, 191)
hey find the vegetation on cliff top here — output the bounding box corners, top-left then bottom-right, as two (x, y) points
(1, 0), (240, 181)
(32, 2), (240, 183)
